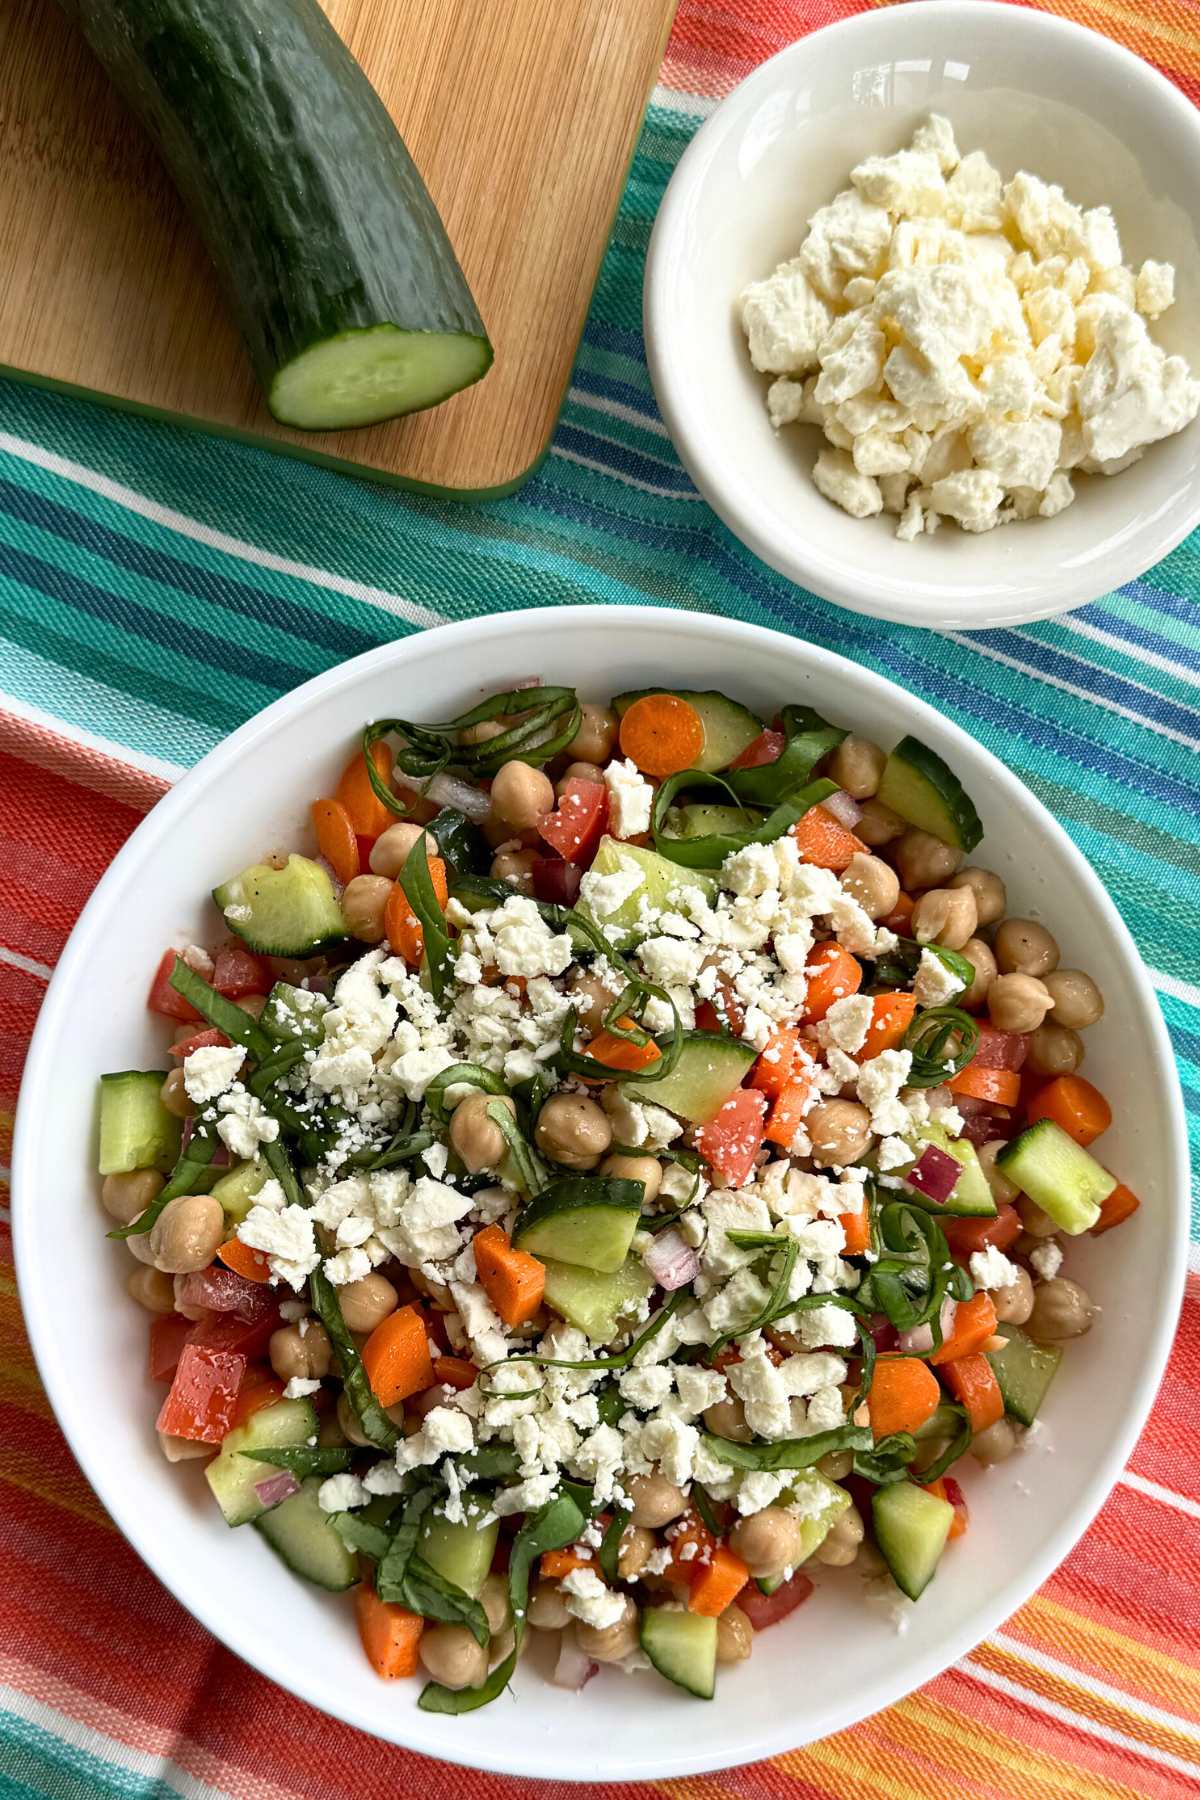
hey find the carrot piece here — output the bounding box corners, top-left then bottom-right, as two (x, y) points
(764, 1071), (814, 1148)
(839, 1207), (870, 1256)
(230, 1373), (286, 1429)
(941, 1353), (1004, 1433)
(335, 741), (395, 839)
(860, 991), (917, 1060)
(361, 1304), (435, 1408)
(790, 804), (866, 872)
(540, 1547), (592, 1579)
(473, 1224), (546, 1327)
(926, 1476), (969, 1540)
(867, 1358), (941, 1440)
(1026, 1074), (1112, 1147)
(217, 1237), (272, 1283)
(356, 1585), (424, 1679)
(1092, 1181), (1140, 1236)
(384, 855), (449, 966)
(880, 892), (915, 934)
(583, 1018), (662, 1075)
(432, 1354), (478, 1392)
(948, 1064), (1021, 1106)
(929, 1291), (998, 1366)
(618, 693), (705, 778)
(311, 797), (361, 887)
(688, 1544), (750, 1617)
(750, 1026), (801, 1098)
(802, 941), (863, 1022)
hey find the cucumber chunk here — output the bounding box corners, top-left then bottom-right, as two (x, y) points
(574, 836), (717, 950)
(664, 803), (764, 841)
(255, 1477), (359, 1590)
(539, 1254), (655, 1341)
(419, 1504), (499, 1598)
(205, 1398), (317, 1527)
(208, 1158), (270, 1225)
(986, 1326), (1062, 1424)
(271, 325), (492, 432)
(625, 1032), (756, 1126)
(97, 1070), (180, 1176)
(640, 1606), (717, 1698)
(513, 1176), (643, 1273)
(996, 1120), (1116, 1234)
(872, 1480), (954, 1601)
(213, 854), (346, 957)
(613, 690), (764, 773)
(887, 1123), (997, 1219)
(260, 981), (330, 1048)
(877, 737), (982, 852)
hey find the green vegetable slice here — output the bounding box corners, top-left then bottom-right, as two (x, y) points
(702, 1424), (873, 1473)
(651, 772), (838, 868)
(240, 1445), (352, 1478)
(725, 704), (847, 807)
(399, 828), (452, 1000)
(877, 737), (983, 853)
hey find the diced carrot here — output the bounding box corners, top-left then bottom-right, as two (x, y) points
(929, 1292), (997, 1366)
(802, 941), (862, 1022)
(764, 1071), (814, 1148)
(384, 854), (449, 966)
(665, 1508), (716, 1582)
(750, 1027), (802, 1098)
(230, 1371), (286, 1429)
(926, 1476), (969, 1539)
(867, 1358), (941, 1439)
(839, 1207), (870, 1256)
(311, 797), (362, 886)
(859, 991), (917, 1060)
(582, 1019), (662, 1075)
(618, 694), (706, 778)
(356, 1585), (424, 1679)
(432, 1355), (478, 1392)
(473, 1224), (546, 1327)
(336, 741), (395, 839)
(1092, 1181), (1141, 1236)
(791, 804), (865, 872)
(949, 1064), (1021, 1106)
(540, 1547), (593, 1579)
(361, 1304), (435, 1408)
(1026, 1074), (1112, 1147)
(217, 1237), (272, 1283)
(688, 1544), (750, 1617)
(880, 892), (915, 934)
(941, 1352), (1004, 1433)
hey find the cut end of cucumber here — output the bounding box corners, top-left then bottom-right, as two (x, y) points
(872, 1480), (953, 1601)
(640, 1606), (717, 1698)
(269, 324), (493, 431)
(996, 1120), (1115, 1234)
(213, 854), (346, 957)
(513, 1177), (643, 1274)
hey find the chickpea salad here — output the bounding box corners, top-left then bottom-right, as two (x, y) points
(98, 684), (1140, 1709)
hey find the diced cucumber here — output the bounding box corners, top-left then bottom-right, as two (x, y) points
(872, 1480), (954, 1601)
(574, 836), (717, 950)
(260, 980), (329, 1048)
(887, 1123), (996, 1219)
(98, 1071), (181, 1176)
(254, 1477), (359, 1591)
(419, 1503), (499, 1598)
(213, 854), (346, 957)
(539, 1254), (655, 1341)
(209, 1158), (270, 1225)
(613, 690), (764, 773)
(204, 1398), (317, 1527)
(910, 1402), (967, 1473)
(877, 737), (982, 853)
(664, 803), (762, 841)
(640, 1606), (717, 1699)
(757, 1471), (850, 1587)
(986, 1326), (1062, 1424)
(996, 1120), (1116, 1234)
(513, 1176), (643, 1274)
(625, 1032), (757, 1126)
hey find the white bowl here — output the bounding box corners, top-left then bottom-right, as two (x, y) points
(13, 607), (1187, 1779)
(644, 1), (1200, 629)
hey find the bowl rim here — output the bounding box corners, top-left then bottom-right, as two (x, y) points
(643, 0), (1200, 630)
(12, 604), (1189, 1778)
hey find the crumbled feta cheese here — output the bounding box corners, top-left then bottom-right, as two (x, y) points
(282, 1376), (322, 1400)
(577, 856), (645, 920)
(183, 1044), (245, 1104)
(794, 1302), (859, 1350)
(318, 1472), (369, 1512)
(1030, 1239), (1063, 1281)
(970, 1245), (1022, 1291)
(561, 1568), (627, 1629)
(604, 758), (655, 839)
(215, 1086), (280, 1160)
(820, 994), (875, 1054)
(856, 1049), (914, 1135)
(913, 947), (966, 1007)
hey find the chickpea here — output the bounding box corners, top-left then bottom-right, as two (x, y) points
(124, 1214), (158, 1266)
(420, 1623), (489, 1690)
(599, 1153), (662, 1204)
(148, 1194), (224, 1274)
(1027, 1277), (1095, 1342)
(575, 1594), (639, 1663)
(269, 1319), (332, 1382)
(807, 1099), (872, 1169)
(703, 1396), (752, 1443)
(827, 736), (886, 799)
(336, 1390), (404, 1447)
(556, 761), (605, 797)
(812, 1501), (864, 1568)
(460, 718), (507, 747)
(490, 760), (555, 830)
(527, 1580), (572, 1631)
(480, 1572), (512, 1636)
(856, 799), (905, 847)
(950, 866), (1007, 928)
(570, 969), (616, 1035)
(978, 1140), (1019, 1206)
(817, 1448), (854, 1481)
(987, 972), (1053, 1033)
(490, 848), (538, 894)
(1044, 969), (1104, 1030)
(715, 1604), (754, 1664)
(617, 1524), (656, 1581)
(565, 703), (619, 765)
(341, 874), (392, 943)
(628, 1472), (688, 1529)
(338, 1271), (398, 1335)
(841, 852), (900, 922)
(370, 822), (437, 879)
(1017, 1194), (1058, 1238)
(992, 1265), (1035, 1326)
(102, 1168), (164, 1226)
(159, 1066), (193, 1120)
(895, 828), (962, 891)
(318, 1411), (349, 1449)
(535, 1093), (612, 1171)
(972, 1416), (1018, 1465)
(126, 1265), (176, 1314)
(994, 918), (1060, 979)
(1027, 1022), (1084, 1077)
(159, 1432), (213, 1463)
(958, 937), (997, 1011)
(730, 1507), (805, 1579)
(911, 886), (978, 951)
(450, 1092), (516, 1174)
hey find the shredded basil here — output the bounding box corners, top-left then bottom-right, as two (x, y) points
(598, 1506), (631, 1583)
(108, 1121), (221, 1239)
(650, 772), (839, 868)
(331, 1512), (393, 1560)
(690, 1483), (722, 1537)
(710, 1241), (800, 1355)
(859, 1202), (968, 1341)
(422, 1063), (508, 1124)
(702, 1424), (872, 1473)
(428, 807), (489, 878)
(901, 1005), (980, 1087)
(454, 1446), (521, 1482)
(346, 1127), (436, 1172)
(400, 830), (453, 1001)
(487, 1100), (547, 1198)
(725, 1227), (787, 1250)
(912, 1403), (973, 1484)
(363, 687), (581, 804)
(166, 958), (274, 1061)
(871, 938), (975, 994)
(724, 705), (846, 808)
(376, 1486), (494, 1644)
(308, 1265), (398, 1452)
(240, 1445), (352, 1478)
(852, 1433), (916, 1487)
(499, 1289), (685, 1375)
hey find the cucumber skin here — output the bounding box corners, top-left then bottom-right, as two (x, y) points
(986, 1326), (1062, 1426)
(640, 1606), (717, 1699)
(63, 0), (491, 415)
(98, 1071), (180, 1175)
(872, 1481), (953, 1601)
(255, 1477), (359, 1590)
(878, 736), (983, 853)
(996, 1120), (1115, 1234)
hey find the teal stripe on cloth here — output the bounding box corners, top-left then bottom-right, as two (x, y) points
(0, 1707), (177, 1800)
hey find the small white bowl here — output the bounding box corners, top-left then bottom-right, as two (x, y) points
(13, 607), (1188, 1778)
(644, 1), (1200, 629)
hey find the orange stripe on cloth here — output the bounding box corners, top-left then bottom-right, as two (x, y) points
(1007, 1593), (1200, 1721)
(0, 706), (172, 812)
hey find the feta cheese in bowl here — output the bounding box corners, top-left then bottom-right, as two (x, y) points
(645, 1), (1200, 626)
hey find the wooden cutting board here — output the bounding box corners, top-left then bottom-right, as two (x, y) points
(0, 0), (676, 495)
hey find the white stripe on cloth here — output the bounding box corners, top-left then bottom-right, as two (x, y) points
(961, 1659), (1200, 1781)
(1148, 966), (1200, 1010)
(0, 689), (185, 783)
(1059, 614), (1200, 694)
(567, 386), (673, 439)
(990, 1629), (1200, 1747)
(1120, 1469), (1200, 1522)
(649, 83), (718, 119)
(0, 945), (54, 982)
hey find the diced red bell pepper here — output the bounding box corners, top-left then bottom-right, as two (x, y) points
(148, 948), (203, 1022)
(737, 1570), (814, 1631)
(694, 1088), (767, 1186)
(156, 1343), (247, 1443)
(970, 1023), (1028, 1071)
(728, 728), (785, 772)
(187, 1305), (280, 1362)
(169, 1025), (231, 1059)
(175, 1265), (277, 1323)
(536, 779), (609, 865)
(148, 1313), (194, 1383)
(941, 1203), (1020, 1265)
(212, 940), (271, 999)
(356, 835), (377, 873)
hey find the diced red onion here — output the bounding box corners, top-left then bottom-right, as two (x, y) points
(643, 1229), (701, 1291)
(177, 1266), (275, 1322)
(532, 857), (582, 906)
(905, 1143), (961, 1204)
(426, 772), (491, 823)
(179, 1115), (231, 1164)
(869, 1314), (899, 1352)
(897, 1320), (934, 1354)
(958, 1112), (1017, 1148)
(254, 1470), (299, 1509)
(510, 675), (543, 691)
(552, 1632), (598, 1691)
(823, 789), (863, 829)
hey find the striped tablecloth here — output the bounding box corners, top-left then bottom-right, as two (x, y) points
(3, 1), (1199, 1795)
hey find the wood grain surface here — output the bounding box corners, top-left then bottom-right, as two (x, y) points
(0, 0), (676, 493)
